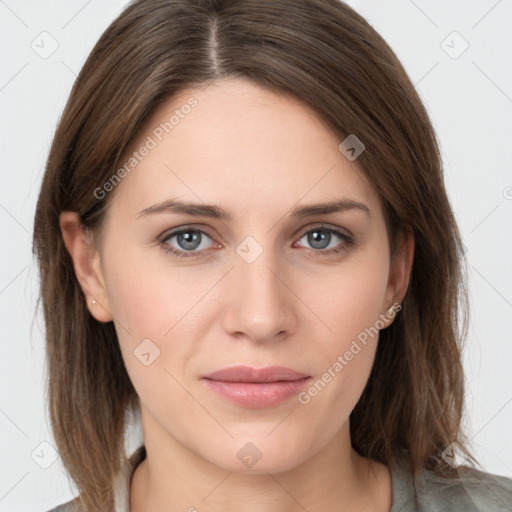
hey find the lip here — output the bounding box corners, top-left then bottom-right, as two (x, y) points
(201, 366), (311, 409)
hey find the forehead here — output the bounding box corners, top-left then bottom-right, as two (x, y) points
(108, 77), (380, 220)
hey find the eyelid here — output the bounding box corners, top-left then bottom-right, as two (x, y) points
(159, 223), (217, 239)
(158, 225), (220, 250)
(158, 222), (355, 257)
(291, 221), (354, 240)
(159, 222), (353, 242)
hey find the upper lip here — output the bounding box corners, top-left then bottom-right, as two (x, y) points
(202, 365), (310, 383)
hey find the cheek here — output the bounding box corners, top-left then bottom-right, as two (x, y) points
(101, 244), (214, 384)
(297, 251), (389, 409)
(104, 261), (196, 423)
(309, 253), (390, 349)
(102, 240), (205, 336)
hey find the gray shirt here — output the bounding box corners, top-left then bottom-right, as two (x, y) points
(47, 445), (512, 511)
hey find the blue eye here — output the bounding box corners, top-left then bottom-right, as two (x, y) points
(160, 228), (216, 257)
(158, 224), (355, 258)
(295, 227), (353, 255)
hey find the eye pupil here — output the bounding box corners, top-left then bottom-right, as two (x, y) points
(308, 229), (330, 249)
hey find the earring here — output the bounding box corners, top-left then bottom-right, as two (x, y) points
(90, 299), (96, 304)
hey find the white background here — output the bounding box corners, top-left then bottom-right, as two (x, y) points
(0, 1), (511, 510)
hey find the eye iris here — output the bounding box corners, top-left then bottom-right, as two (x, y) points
(168, 228), (339, 253)
(308, 229), (330, 249)
(177, 231), (201, 250)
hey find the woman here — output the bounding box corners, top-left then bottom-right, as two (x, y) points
(33, 0), (512, 510)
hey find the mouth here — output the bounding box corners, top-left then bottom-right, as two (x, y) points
(200, 366), (312, 409)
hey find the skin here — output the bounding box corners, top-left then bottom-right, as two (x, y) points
(60, 76), (414, 512)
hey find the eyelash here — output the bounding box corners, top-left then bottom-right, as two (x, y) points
(157, 224), (355, 259)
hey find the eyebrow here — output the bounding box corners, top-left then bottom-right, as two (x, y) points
(136, 198), (371, 221)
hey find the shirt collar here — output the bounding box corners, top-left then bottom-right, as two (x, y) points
(113, 444), (146, 512)
(112, 444), (416, 511)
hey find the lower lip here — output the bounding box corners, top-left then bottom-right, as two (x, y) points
(201, 377), (311, 409)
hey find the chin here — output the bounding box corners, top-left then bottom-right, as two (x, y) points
(197, 434), (312, 475)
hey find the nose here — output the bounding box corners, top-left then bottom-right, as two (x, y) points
(221, 243), (298, 344)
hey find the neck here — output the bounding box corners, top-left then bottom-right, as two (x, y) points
(130, 406), (391, 512)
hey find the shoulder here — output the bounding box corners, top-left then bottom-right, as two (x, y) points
(44, 497), (81, 512)
(391, 456), (512, 512)
(43, 445), (146, 512)
(416, 465), (512, 511)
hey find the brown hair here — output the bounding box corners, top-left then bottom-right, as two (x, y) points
(32, 0), (474, 509)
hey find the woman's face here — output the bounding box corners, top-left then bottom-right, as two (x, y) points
(87, 77), (407, 473)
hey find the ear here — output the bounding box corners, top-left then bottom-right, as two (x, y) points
(59, 211), (113, 323)
(382, 226), (415, 326)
